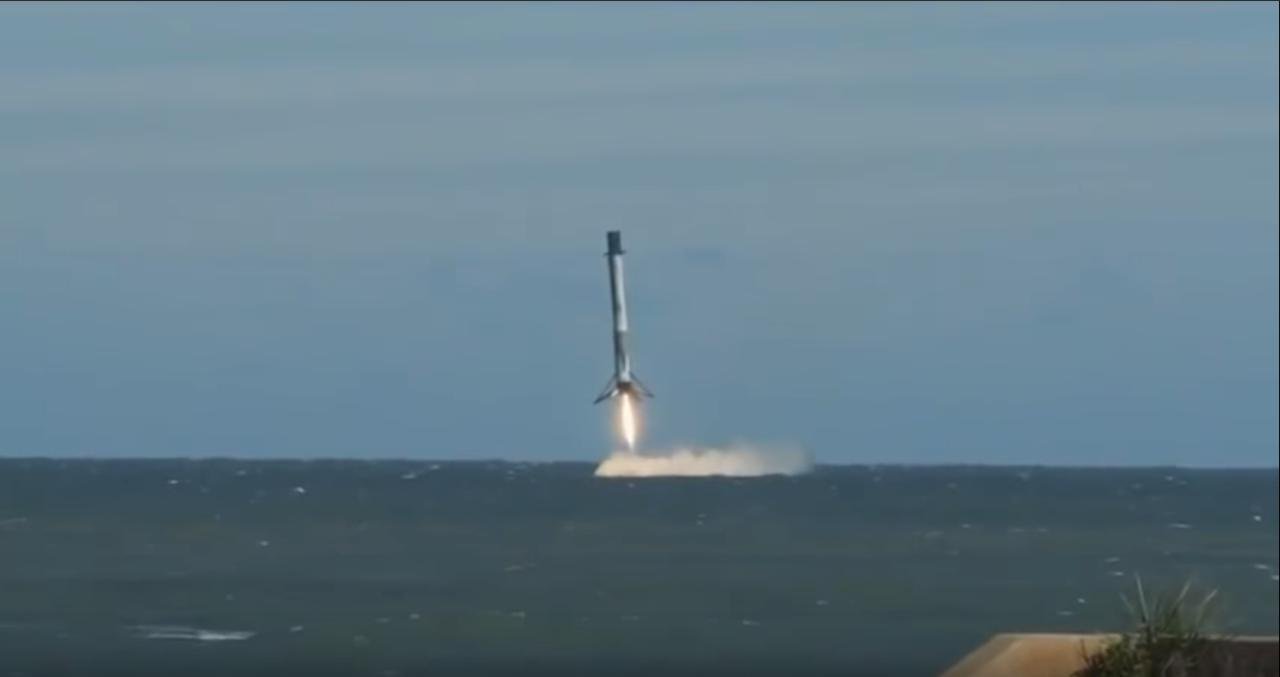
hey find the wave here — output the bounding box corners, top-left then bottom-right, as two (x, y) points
(130, 625), (255, 642)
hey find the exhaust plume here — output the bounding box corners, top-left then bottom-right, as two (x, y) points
(618, 393), (638, 451)
(594, 444), (812, 478)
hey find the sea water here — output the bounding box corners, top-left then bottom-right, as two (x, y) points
(0, 459), (1275, 675)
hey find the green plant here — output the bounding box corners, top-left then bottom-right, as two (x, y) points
(1076, 576), (1221, 677)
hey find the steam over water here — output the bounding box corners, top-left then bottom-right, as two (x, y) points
(595, 445), (812, 477)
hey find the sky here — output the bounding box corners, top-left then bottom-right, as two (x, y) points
(1, 2), (1276, 466)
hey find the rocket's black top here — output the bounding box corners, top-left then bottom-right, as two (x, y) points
(606, 230), (624, 255)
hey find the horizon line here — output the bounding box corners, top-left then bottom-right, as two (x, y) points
(1, 455), (1276, 472)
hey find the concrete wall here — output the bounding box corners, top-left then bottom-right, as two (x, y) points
(943, 633), (1279, 677)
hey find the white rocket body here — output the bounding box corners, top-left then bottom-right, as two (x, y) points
(594, 231), (652, 404)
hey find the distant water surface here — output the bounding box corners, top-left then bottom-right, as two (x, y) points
(0, 459), (1276, 676)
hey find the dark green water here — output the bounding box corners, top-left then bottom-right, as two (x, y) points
(0, 459), (1276, 676)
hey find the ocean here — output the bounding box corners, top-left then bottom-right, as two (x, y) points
(0, 459), (1275, 676)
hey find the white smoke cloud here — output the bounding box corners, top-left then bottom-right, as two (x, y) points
(594, 444), (812, 478)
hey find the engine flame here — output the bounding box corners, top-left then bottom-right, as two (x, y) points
(618, 392), (638, 451)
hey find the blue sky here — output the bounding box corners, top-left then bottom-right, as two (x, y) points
(1, 2), (1276, 465)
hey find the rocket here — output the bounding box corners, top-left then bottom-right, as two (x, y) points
(594, 230), (654, 404)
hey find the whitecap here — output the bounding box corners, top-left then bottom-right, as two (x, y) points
(132, 625), (254, 642)
(0, 517), (29, 530)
